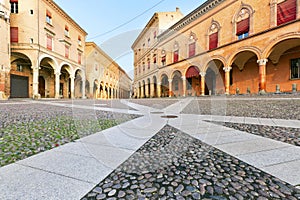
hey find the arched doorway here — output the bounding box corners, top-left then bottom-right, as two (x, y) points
(38, 76), (46, 98)
(230, 51), (259, 94)
(186, 66), (200, 96)
(172, 71), (183, 97)
(10, 53), (32, 98)
(161, 74), (169, 97)
(40, 57), (56, 98)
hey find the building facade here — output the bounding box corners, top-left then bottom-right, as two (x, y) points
(0, 0), (10, 99)
(85, 42), (132, 99)
(8, 0), (87, 99)
(133, 0), (300, 98)
(0, 0), (131, 100)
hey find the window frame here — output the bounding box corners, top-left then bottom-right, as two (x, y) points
(291, 58), (300, 79)
(10, 1), (18, 14)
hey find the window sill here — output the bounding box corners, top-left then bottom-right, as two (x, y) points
(290, 78), (300, 81)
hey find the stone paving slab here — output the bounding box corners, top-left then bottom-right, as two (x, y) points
(53, 142), (135, 169)
(237, 146), (300, 168)
(262, 159), (300, 186)
(0, 164), (94, 200)
(215, 137), (290, 156)
(17, 150), (113, 184)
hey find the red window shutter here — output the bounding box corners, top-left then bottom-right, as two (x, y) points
(10, 0), (18, 2)
(277, 0), (296, 26)
(209, 32), (218, 50)
(174, 50), (179, 62)
(10, 27), (18, 43)
(65, 46), (69, 58)
(189, 43), (196, 57)
(47, 35), (52, 50)
(65, 25), (69, 31)
(46, 10), (52, 17)
(153, 56), (156, 64)
(78, 53), (82, 64)
(162, 55), (166, 62)
(236, 18), (249, 35)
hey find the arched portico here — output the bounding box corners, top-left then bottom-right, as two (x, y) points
(9, 53), (33, 98)
(229, 50), (260, 94)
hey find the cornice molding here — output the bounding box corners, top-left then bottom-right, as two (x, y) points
(158, 0), (226, 42)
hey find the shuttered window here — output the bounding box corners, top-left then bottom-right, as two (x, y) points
(10, 27), (18, 43)
(209, 32), (218, 50)
(174, 50), (179, 62)
(277, 0), (297, 26)
(189, 43), (196, 57)
(47, 35), (52, 50)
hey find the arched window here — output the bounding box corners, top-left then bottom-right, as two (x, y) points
(236, 8), (250, 40)
(173, 42), (179, 63)
(188, 32), (197, 57)
(208, 20), (220, 50)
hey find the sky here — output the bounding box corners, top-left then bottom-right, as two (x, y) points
(54, 0), (206, 78)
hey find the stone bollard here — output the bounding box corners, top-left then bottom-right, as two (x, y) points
(292, 83), (297, 93)
(275, 84), (281, 94)
(236, 87), (240, 95)
(209, 90), (212, 96)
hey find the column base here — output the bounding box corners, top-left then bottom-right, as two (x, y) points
(32, 94), (41, 100)
(259, 90), (266, 95)
(0, 92), (8, 100)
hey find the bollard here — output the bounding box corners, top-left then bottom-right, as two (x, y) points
(275, 84), (280, 94)
(292, 83), (297, 93)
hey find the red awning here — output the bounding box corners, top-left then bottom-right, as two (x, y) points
(186, 66), (200, 78)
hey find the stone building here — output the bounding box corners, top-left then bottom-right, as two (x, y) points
(85, 42), (132, 99)
(7, 0), (88, 99)
(0, 0), (131, 100)
(0, 0), (10, 99)
(133, 0), (300, 98)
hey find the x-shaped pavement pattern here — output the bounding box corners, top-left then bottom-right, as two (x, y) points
(0, 98), (299, 199)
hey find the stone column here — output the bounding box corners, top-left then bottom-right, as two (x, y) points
(223, 66), (232, 95)
(32, 65), (40, 99)
(168, 79), (173, 97)
(150, 82), (155, 98)
(200, 72), (206, 96)
(55, 71), (61, 99)
(89, 85), (94, 99)
(82, 77), (86, 99)
(145, 83), (149, 98)
(70, 75), (75, 99)
(141, 85), (144, 98)
(157, 82), (161, 98)
(182, 76), (186, 97)
(257, 59), (268, 93)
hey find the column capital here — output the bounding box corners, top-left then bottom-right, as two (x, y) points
(257, 59), (268, 66)
(55, 72), (61, 76)
(181, 76), (186, 81)
(157, 82), (162, 85)
(223, 66), (232, 72)
(168, 79), (173, 83)
(200, 72), (206, 77)
(70, 75), (75, 79)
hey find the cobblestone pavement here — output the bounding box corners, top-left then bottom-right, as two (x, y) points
(182, 98), (300, 120)
(82, 125), (300, 200)
(207, 121), (300, 147)
(129, 99), (179, 109)
(0, 102), (139, 167)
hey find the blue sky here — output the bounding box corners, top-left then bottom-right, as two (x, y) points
(55, 0), (206, 77)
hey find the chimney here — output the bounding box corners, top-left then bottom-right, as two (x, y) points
(176, 7), (180, 12)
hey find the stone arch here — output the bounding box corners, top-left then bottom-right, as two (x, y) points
(228, 47), (262, 68)
(262, 34), (300, 64)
